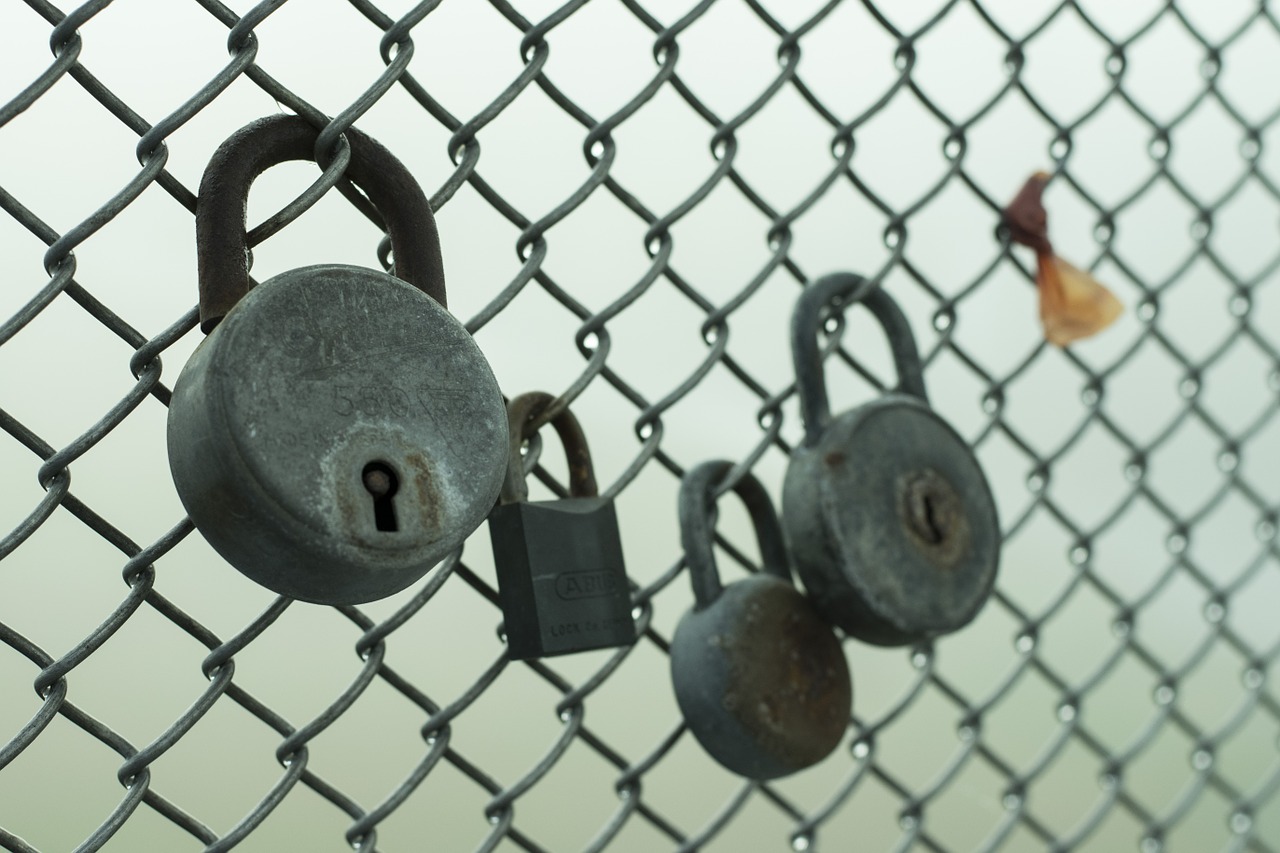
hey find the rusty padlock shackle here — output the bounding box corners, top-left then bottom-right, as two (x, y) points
(791, 273), (929, 447)
(679, 460), (791, 611)
(196, 114), (446, 333)
(500, 392), (598, 505)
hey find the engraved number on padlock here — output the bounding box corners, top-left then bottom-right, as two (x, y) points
(781, 273), (1001, 645)
(670, 461), (851, 780)
(167, 115), (508, 605)
(488, 393), (634, 659)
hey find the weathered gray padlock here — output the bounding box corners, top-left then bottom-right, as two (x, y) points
(671, 461), (851, 780)
(168, 115), (507, 605)
(488, 392), (634, 659)
(782, 273), (1001, 645)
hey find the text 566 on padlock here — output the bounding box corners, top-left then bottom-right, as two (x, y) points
(167, 115), (508, 605)
(671, 461), (851, 780)
(488, 393), (634, 659)
(782, 274), (1001, 645)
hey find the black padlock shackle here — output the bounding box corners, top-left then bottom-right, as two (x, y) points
(680, 460), (791, 611)
(195, 115), (446, 333)
(792, 273), (929, 448)
(500, 392), (598, 504)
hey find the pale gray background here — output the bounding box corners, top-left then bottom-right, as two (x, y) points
(1, 0), (1279, 850)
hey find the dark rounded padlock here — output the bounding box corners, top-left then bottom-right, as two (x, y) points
(488, 392), (634, 659)
(167, 115), (507, 605)
(782, 273), (1001, 645)
(670, 461), (851, 780)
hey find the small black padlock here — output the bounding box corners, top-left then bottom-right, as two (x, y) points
(671, 461), (851, 780)
(782, 273), (1001, 645)
(488, 393), (635, 659)
(168, 116), (508, 605)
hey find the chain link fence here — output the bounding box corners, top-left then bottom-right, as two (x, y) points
(3, 0), (1280, 850)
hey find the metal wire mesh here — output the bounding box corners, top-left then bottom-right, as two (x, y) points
(3, 0), (1280, 850)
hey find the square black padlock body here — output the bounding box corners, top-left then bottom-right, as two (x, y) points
(488, 496), (635, 659)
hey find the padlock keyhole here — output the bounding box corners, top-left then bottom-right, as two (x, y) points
(916, 492), (944, 545)
(902, 469), (958, 547)
(362, 461), (400, 532)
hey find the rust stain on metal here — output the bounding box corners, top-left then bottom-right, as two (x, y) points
(404, 450), (442, 536)
(721, 581), (851, 771)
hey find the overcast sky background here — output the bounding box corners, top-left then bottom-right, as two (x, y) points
(2, 0), (1279, 850)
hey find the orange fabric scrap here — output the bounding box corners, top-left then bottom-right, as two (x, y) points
(1003, 172), (1123, 346)
(1036, 253), (1124, 347)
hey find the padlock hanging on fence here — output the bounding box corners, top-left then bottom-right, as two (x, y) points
(670, 460), (852, 780)
(488, 392), (635, 659)
(781, 274), (1001, 646)
(167, 115), (509, 606)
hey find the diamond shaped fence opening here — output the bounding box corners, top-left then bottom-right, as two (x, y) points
(2, 1), (1280, 851)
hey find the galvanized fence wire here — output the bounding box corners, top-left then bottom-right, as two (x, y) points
(2, 0), (1280, 850)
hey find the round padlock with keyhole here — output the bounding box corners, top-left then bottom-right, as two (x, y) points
(781, 273), (1001, 645)
(167, 115), (508, 605)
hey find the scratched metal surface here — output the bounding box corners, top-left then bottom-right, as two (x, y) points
(2, 1), (1280, 850)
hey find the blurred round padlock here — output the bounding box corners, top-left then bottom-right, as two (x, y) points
(782, 273), (1001, 645)
(671, 461), (851, 780)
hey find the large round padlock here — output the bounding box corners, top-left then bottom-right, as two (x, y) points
(670, 461), (851, 780)
(782, 273), (1001, 645)
(167, 115), (507, 605)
